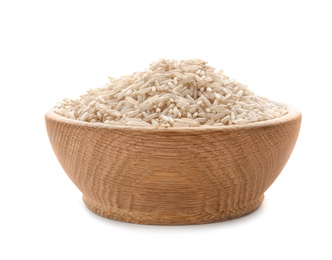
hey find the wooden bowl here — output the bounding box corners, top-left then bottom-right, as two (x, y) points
(45, 104), (301, 225)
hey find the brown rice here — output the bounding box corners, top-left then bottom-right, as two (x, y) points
(54, 59), (288, 128)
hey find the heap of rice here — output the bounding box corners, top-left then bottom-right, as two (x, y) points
(55, 59), (287, 128)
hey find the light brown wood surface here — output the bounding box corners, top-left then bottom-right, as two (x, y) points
(45, 104), (301, 225)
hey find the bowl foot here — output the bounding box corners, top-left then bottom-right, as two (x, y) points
(83, 195), (264, 225)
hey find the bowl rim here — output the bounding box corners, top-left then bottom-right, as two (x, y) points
(45, 102), (301, 133)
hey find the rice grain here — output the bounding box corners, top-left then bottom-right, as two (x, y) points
(55, 59), (287, 128)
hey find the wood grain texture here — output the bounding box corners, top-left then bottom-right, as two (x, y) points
(45, 104), (301, 225)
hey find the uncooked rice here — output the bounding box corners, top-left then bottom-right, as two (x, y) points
(54, 59), (288, 128)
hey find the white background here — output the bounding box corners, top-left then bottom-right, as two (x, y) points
(1, 0), (331, 259)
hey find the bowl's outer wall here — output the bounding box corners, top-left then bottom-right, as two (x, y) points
(45, 110), (301, 224)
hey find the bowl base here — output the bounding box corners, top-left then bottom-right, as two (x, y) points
(83, 195), (264, 225)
